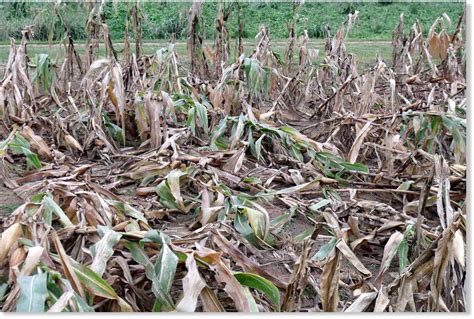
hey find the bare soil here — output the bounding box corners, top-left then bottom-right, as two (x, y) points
(0, 184), (23, 217)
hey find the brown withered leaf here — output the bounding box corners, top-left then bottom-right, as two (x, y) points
(195, 243), (251, 312)
(20, 126), (52, 160)
(175, 253), (207, 312)
(51, 230), (86, 298)
(320, 243), (341, 312)
(0, 223), (23, 264)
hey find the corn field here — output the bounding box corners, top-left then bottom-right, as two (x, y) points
(0, 1), (466, 313)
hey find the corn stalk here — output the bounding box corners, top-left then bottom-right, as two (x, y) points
(214, 1), (232, 79)
(0, 27), (35, 122)
(235, 1), (245, 58)
(187, 0), (210, 79)
(131, 3), (143, 58)
(284, 0), (300, 74)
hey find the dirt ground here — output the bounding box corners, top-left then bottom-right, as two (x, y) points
(0, 184), (23, 217)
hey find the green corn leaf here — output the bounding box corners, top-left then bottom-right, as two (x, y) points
(230, 114), (245, 150)
(242, 177), (262, 185)
(240, 206), (269, 241)
(294, 228), (314, 242)
(123, 241), (155, 280)
(166, 169), (188, 211)
(155, 180), (178, 210)
(397, 181), (414, 191)
(0, 283), (8, 301)
(311, 237), (339, 261)
(262, 179), (320, 197)
(68, 258), (119, 300)
(210, 117), (229, 150)
(234, 272), (281, 307)
(151, 233), (178, 311)
(8, 134), (42, 170)
(187, 106), (196, 135)
(254, 134), (265, 162)
(105, 200), (148, 224)
(234, 212), (264, 248)
(16, 273), (48, 312)
(271, 206), (296, 234)
(22, 147), (42, 170)
(195, 102), (209, 135)
(442, 115), (466, 162)
(43, 195), (74, 227)
(339, 162), (369, 173)
(309, 199), (331, 212)
(397, 239), (409, 273)
(90, 226), (122, 277)
(102, 114), (125, 144)
(397, 225), (415, 273)
(72, 292), (95, 312)
(32, 54), (54, 92)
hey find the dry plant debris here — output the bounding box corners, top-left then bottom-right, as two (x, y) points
(0, 1), (466, 313)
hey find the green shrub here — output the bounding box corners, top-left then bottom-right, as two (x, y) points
(307, 24), (326, 39)
(0, 2), (88, 42)
(0, 1), (465, 42)
(154, 17), (187, 39)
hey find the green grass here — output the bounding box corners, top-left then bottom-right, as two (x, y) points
(0, 39), (392, 68)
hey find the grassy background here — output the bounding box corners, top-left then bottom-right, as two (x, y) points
(0, 1), (465, 42)
(0, 39), (393, 66)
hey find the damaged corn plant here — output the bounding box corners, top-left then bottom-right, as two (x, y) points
(0, 0), (466, 313)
